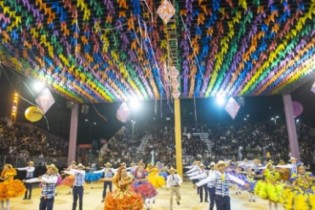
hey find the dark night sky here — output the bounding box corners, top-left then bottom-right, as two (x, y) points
(1, 68), (315, 144)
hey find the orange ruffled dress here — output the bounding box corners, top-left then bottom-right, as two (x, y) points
(0, 168), (26, 200)
(105, 176), (143, 210)
(62, 175), (75, 186)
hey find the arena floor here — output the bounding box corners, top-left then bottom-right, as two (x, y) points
(11, 182), (284, 210)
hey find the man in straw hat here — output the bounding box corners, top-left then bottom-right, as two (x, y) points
(39, 164), (59, 210)
(64, 163), (86, 210)
(194, 162), (216, 210)
(190, 164), (208, 203)
(196, 160), (249, 210)
(167, 167), (182, 210)
(18, 160), (35, 200)
(288, 156), (299, 180)
(93, 162), (114, 202)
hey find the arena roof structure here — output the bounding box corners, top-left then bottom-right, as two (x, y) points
(0, 0), (314, 103)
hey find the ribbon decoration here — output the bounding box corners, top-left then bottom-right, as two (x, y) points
(0, 0), (314, 103)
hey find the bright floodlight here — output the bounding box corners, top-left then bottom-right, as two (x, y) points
(215, 94), (226, 106)
(128, 98), (142, 112)
(33, 81), (45, 92)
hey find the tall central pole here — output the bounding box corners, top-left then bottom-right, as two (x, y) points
(174, 98), (183, 177)
(68, 104), (79, 164)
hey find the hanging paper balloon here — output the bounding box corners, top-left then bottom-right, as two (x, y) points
(292, 101), (303, 118)
(25, 106), (43, 122)
(116, 102), (131, 123)
(172, 89), (180, 99)
(171, 80), (180, 89)
(170, 66), (179, 79)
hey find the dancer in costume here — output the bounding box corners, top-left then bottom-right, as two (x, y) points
(39, 164), (59, 210)
(85, 163), (102, 189)
(131, 162), (157, 210)
(93, 162), (115, 202)
(17, 160), (35, 200)
(146, 164), (165, 189)
(196, 160), (249, 210)
(288, 157), (298, 181)
(0, 164), (26, 210)
(62, 161), (76, 194)
(104, 166), (143, 210)
(166, 167), (182, 210)
(159, 166), (169, 181)
(64, 163), (86, 210)
(25, 164), (59, 210)
(282, 164), (315, 210)
(190, 164), (208, 203)
(234, 165), (246, 195)
(254, 161), (283, 210)
(186, 161), (202, 195)
(127, 162), (137, 174)
(245, 167), (257, 202)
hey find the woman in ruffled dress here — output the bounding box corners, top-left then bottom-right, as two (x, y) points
(282, 164), (315, 210)
(85, 163), (102, 189)
(245, 167), (257, 202)
(131, 163), (157, 210)
(146, 164), (165, 189)
(0, 164), (26, 210)
(254, 161), (283, 210)
(104, 166), (143, 210)
(61, 161), (76, 194)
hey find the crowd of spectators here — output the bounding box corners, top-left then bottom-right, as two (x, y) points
(100, 120), (315, 167)
(0, 119), (68, 167)
(2, 116), (315, 169)
(99, 123), (143, 165)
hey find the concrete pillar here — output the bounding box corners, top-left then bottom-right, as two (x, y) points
(283, 95), (300, 160)
(67, 104), (79, 164)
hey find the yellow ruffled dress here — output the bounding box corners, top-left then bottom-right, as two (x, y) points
(0, 168), (26, 200)
(282, 173), (315, 210)
(147, 168), (165, 189)
(254, 168), (284, 203)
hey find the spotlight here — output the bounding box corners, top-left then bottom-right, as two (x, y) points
(215, 93), (226, 106)
(128, 98), (142, 112)
(33, 81), (45, 92)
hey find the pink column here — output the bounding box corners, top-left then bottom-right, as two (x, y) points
(67, 104), (79, 164)
(283, 94), (300, 160)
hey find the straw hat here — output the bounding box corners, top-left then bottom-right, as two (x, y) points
(46, 164), (59, 173)
(289, 157), (297, 162)
(297, 162), (304, 169)
(208, 162), (215, 168)
(266, 160), (274, 169)
(216, 160), (227, 168)
(104, 162), (112, 167)
(4, 164), (13, 169)
(76, 163), (85, 169)
(169, 167), (176, 173)
(137, 162), (145, 167)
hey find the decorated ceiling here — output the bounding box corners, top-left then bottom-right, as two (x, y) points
(0, 0), (314, 103)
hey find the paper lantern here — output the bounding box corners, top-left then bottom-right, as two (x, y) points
(292, 101), (303, 118)
(116, 102), (131, 123)
(25, 106), (43, 122)
(172, 89), (180, 98)
(156, 0), (176, 24)
(224, 97), (240, 119)
(170, 66), (179, 79)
